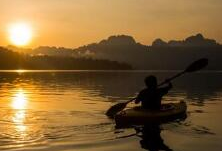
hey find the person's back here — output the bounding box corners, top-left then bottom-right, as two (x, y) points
(135, 76), (172, 110)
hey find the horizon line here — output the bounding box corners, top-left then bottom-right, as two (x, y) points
(3, 33), (222, 50)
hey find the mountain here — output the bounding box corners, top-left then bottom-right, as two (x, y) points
(6, 33), (222, 70)
(152, 33), (219, 47)
(74, 34), (222, 70)
(74, 35), (148, 67)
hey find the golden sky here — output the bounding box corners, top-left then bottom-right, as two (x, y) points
(0, 0), (221, 48)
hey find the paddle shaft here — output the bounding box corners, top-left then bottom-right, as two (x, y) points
(158, 71), (186, 86)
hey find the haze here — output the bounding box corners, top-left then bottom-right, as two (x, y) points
(0, 0), (221, 48)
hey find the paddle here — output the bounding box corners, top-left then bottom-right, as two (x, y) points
(105, 58), (208, 118)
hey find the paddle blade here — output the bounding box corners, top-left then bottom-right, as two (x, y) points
(185, 58), (208, 72)
(106, 102), (128, 118)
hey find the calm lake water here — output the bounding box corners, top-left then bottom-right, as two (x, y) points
(0, 70), (222, 151)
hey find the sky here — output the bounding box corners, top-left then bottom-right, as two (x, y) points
(0, 0), (221, 48)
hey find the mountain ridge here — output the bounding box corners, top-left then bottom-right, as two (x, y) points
(4, 33), (222, 70)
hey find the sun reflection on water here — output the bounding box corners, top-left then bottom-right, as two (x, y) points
(11, 89), (28, 138)
(12, 110), (27, 132)
(12, 89), (27, 110)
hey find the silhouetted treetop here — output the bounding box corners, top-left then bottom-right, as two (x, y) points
(0, 47), (132, 70)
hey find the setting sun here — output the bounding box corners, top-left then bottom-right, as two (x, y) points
(8, 23), (32, 46)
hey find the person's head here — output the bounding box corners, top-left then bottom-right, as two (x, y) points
(145, 76), (157, 89)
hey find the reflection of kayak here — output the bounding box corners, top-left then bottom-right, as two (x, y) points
(115, 101), (187, 128)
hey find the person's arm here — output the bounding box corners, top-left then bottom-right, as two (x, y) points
(135, 95), (141, 104)
(135, 90), (144, 104)
(159, 82), (172, 95)
(167, 82), (172, 90)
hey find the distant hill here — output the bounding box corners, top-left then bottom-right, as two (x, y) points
(0, 47), (132, 70)
(73, 34), (222, 70)
(6, 33), (222, 70)
(152, 33), (219, 47)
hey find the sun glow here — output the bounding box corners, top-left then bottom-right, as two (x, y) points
(8, 23), (32, 46)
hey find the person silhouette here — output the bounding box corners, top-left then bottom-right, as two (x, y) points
(135, 75), (172, 110)
(135, 124), (173, 151)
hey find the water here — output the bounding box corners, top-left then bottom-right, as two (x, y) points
(0, 70), (222, 151)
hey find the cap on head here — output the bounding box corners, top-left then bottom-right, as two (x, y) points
(145, 75), (157, 88)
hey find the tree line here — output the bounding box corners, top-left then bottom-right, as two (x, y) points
(0, 47), (132, 70)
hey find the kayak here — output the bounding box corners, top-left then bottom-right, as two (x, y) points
(115, 101), (187, 128)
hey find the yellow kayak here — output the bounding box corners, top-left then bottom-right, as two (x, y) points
(115, 101), (187, 128)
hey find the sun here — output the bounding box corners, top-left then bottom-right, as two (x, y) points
(8, 23), (32, 46)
